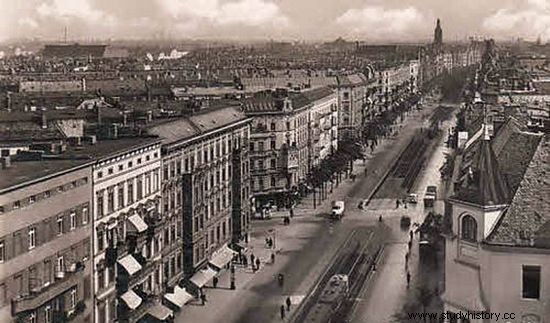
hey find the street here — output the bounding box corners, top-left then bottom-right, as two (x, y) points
(174, 97), (449, 323)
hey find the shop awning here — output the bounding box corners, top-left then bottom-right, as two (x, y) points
(127, 214), (148, 233)
(117, 254), (142, 276)
(208, 245), (237, 270)
(189, 267), (217, 288)
(120, 290), (142, 310)
(163, 286), (194, 308)
(147, 303), (174, 320)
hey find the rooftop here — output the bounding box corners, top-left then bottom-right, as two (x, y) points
(147, 106), (248, 146)
(0, 136), (160, 191)
(487, 135), (550, 247)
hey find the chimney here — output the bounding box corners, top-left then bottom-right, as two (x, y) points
(41, 112), (47, 129)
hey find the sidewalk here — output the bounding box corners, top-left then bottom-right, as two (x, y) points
(173, 104), (436, 323)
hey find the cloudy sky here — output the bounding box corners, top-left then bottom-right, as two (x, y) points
(1, 0), (549, 43)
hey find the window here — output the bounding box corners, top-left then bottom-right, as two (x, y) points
(270, 159), (276, 169)
(28, 227), (36, 249)
(146, 155), (150, 161)
(29, 312), (36, 323)
(97, 171), (103, 179)
(128, 161), (133, 168)
(97, 230), (104, 251)
(57, 255), (64, 273)
(117, 185), (124, 209)
(70, 213), (76, 230)
(29, 195), (36, 204)
(249, 142), (254, 151)
(13, 200), (20, 209)
(108, 168), (113, 175)
(271, 176), (276, 187)
(461, 215), (477, 242)
(0, 241), (4, 263)
(258, 141), (264, 151)
(270, 140), (276, 150)
(118, 164), (123, 171)
(57, 217), (64, 235)
(137, 158), (142, 164)
(522, 265), (541, 299)
(136, 177), (143, 200)
(70, 288), (77, 308)
(97, 192), (104, 217)
(127, 180), (134, 204)
(82, 208), (89, 224)
(107, 189), (114, 213)
(270, 122), (276, 131)
(45, 305), (52, 323)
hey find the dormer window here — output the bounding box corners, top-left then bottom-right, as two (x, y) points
(461, 215), (477, 242)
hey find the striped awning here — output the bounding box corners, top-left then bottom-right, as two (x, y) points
(147, 303), (173, 320)
(189, 267), (217, 288)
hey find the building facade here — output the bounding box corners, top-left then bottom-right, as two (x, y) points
(148, 107), (252, 279)
(0, 159), (93, 323)
(91, 139), (165, 323)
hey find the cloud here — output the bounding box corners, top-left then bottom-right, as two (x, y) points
(482, 0), (550, 41)
(157, 0), (288, 27)
(37, 0), (115, 25)
(335, 5), (426, 39)
(18, 17), (38, 29)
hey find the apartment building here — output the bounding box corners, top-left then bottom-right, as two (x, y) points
(243, 88), (336, 209)
(305, 88), (339, 168)
(0, 157), (93, 323)
(148, 106), (252, 288)
(90, 138), (169, 323)
(336, 73), (368, 138)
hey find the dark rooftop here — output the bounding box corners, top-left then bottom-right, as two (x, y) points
(147, 106), (248, 146)
(487, 135), (550, 247)
(0, 137), (160, 191)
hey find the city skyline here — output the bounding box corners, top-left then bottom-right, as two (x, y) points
(1, 0), (549, 43)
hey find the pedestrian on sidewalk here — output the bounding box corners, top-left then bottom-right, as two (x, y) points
(213, 276), (218, 289)
(271, 252), (276, 264)
(396, 199), (400, 208)
(250, 254), (255, 268)
(409, 230), (414, 241)
(408, 239), (412, 250)
(201, 293), (207, 305)
(243, 256), (248, 268)
(406, 271), (411, 288)
(255, 258), (261, 271)
(405, 252), (409, 264)
(289, 207), (294, 218)
(280, 305), (286, 320)
(378, 215), (382, 222)
(286, 296), (292, 311)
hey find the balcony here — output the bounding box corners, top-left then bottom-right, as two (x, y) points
(12, 263), (85, 315)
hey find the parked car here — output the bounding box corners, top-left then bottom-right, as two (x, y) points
(424, 185), (437, 207)
(331, 201), (345, 219)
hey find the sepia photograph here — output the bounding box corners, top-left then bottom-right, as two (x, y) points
(0, 0), (548, 322)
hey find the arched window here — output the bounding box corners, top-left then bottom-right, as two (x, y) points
(461, 215), (477, 242)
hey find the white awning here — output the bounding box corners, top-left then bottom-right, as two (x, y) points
(117, 254), (142, 276)
(120, 290), (142, 310)
(163, 286), (194, 308)
(208, 245), (237, 270)
(127, 214), (148, 233)
(189, 267), (217, 288)
(147, 303), (173, 320)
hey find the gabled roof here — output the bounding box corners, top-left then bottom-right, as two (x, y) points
(487, 135), (550, 246)
(454, 136), (511, 206)
(147, 106), (248, 145)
